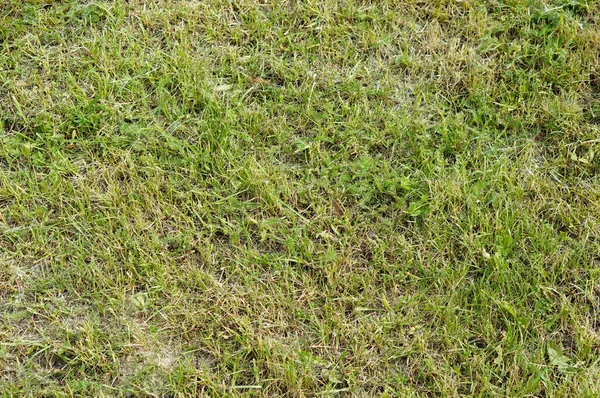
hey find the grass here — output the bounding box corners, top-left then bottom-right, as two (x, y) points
(1, 0), (599, 396)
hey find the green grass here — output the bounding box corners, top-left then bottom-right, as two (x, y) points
(1, 0), (599, 396)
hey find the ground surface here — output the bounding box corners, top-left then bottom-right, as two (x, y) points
(1, 0), (600, 396)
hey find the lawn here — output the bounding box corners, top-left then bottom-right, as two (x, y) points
(1, 0), (600, 396)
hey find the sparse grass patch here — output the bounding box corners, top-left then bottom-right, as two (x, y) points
(1, 0), (600, 396)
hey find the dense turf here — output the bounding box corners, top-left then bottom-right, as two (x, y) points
(1, 0), (600, 396)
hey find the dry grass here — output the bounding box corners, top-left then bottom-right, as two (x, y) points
(1, 0), (600, 396)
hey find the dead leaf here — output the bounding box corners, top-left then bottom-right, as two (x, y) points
(249, 76), (271, 85)
(332, 199), (345, 216)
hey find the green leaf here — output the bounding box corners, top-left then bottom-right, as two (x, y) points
(547, 342), (576, 373)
